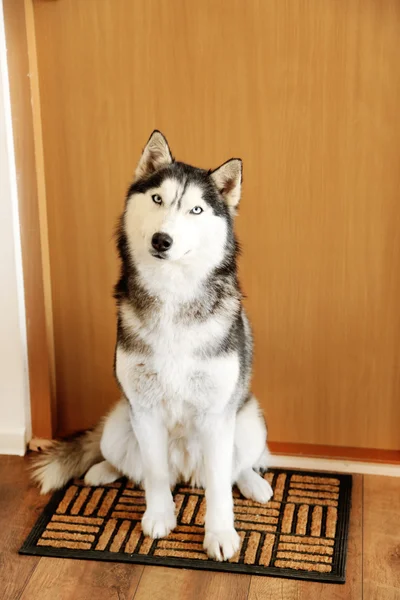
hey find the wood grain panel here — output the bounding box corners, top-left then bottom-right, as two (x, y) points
(19, 558), (144, 600)
(0, 456), (47, 600)
(0, 457), (142, 600)
(33, 0), (400, 449)
(1, 459), (399, 599)
(133, 566), (250, 600)
(363, 475), (400, 599)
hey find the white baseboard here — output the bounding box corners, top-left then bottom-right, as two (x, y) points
(269, 453), (400, 477)
(0, 427), (27, 456)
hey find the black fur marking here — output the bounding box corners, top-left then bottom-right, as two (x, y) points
(177, 270), (240, 324)
(127, 162), (232, 219)
(116, 316), (151, 355)
(200, 308), (252, 370)
(176, 177), (190, 211)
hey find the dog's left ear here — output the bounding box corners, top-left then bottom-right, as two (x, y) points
(210, 158), (242, 215)
(135, 130), (173, 181)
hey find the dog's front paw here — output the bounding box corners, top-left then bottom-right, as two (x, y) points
(204, 528), (240, 561)
(142, 508), (177, 539)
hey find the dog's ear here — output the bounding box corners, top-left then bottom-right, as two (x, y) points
(135, 130), (173, 181)
(210, 158), (242, 215)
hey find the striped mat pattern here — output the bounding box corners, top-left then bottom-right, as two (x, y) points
(20, 469), (352, 583)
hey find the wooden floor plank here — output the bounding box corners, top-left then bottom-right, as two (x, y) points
(133, 566), (251, 600)
(363, 475), (400, 600)
(0, 456), (143, 600)
(19, 558), (144, 600)
(248, 474), (363, 599)
(0, 456), (48, 600)
(3, 457), (400, 600)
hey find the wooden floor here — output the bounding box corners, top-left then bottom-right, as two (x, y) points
(0, 456), (399, 600)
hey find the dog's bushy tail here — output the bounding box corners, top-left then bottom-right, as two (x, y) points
(31, 421), (104, 494)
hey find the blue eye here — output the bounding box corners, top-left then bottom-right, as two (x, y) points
(190, 206), (203, 215)
(152, 194), (162, 205)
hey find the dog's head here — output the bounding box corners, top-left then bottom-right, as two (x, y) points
(123, 131), (242, 273)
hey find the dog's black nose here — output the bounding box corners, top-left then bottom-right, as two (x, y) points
(152, 232), (173, 252)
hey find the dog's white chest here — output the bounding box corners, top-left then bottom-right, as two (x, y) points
(116, 305), (239, 425)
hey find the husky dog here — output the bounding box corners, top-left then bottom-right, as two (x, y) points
(33, 131), (273, 561)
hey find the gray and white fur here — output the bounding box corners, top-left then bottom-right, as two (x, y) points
(32, 131), (273, 561)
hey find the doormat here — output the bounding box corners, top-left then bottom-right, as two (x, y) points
(20, 469), (352, 583)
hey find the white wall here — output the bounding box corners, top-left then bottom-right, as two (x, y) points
(0, 0), (31, 455)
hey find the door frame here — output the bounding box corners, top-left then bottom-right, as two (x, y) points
(3, 0), (55, 440)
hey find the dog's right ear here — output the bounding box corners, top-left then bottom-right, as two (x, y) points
(210, 158), (242, 216)
(135, 130), (173, 181)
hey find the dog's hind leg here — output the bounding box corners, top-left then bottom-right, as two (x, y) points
(233, 396), (273, 503)
(88, 397), (143, 486)
(85, 460), (120, 486)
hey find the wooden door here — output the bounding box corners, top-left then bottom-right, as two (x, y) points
(32, 0), (400, 451)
